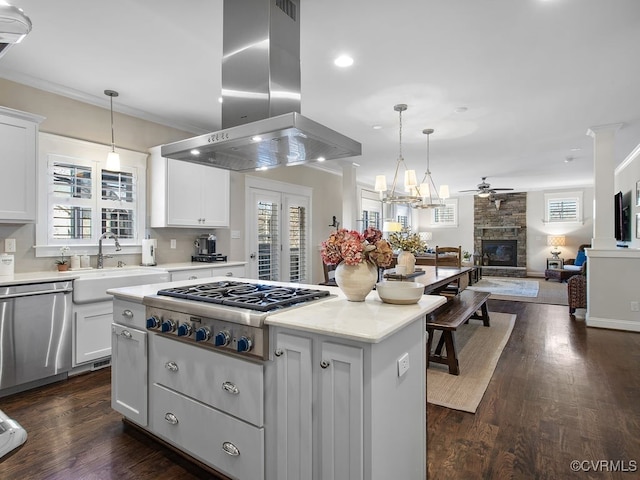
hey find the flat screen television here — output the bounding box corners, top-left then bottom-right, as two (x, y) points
(614, 191), (630, 242)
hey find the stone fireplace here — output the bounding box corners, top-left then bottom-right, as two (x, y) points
(474, 193), (527, 277)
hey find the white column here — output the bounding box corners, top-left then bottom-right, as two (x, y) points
(586, 123), (622, 249)
(342, 163), (358, 230)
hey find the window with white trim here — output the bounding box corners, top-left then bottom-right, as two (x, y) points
(544, 191), (582, 223)
(431, 199), (458, 227)
(36, 133), (147, 258)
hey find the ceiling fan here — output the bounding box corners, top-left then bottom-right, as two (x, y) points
(460, 177), (514, 197)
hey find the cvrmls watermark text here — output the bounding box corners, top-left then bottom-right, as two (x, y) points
(570, 460), (637, 472)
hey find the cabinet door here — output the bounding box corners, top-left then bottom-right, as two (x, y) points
(319, 341), (364, 480)
(74, 302), (113, 365)
(275, 332), (313, 480)
(0, 111), (39, 222)
(111, 323), (148, 425)
(200, 166), (230, 227)
(166, 159), (204, 226)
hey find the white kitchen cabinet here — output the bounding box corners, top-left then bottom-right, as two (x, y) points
(272, 320), (425, 480)
(0, 107), (44, 223)
(111, 299), (148, 426)
(149, 145), (230, 228)
(170, 264), (245, 281)
(74, 301), (113, 365)
(273, 331), (364, 480)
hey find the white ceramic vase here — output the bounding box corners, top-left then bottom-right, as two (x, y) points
(334, 261), (378, 302)
(397, 251), (416, 274)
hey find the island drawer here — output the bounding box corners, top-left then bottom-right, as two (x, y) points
(149, 334), (264, 427)
(150, 383), (264, 480)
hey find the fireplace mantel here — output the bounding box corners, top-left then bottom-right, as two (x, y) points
(478, 225), (521, 236)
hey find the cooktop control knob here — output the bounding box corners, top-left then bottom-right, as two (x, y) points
(214, 331), (231, 347)
(237, 336), (253, 353)
(161, 319), (176, 333)
(195, 327), (211, 342)
(146, 316), (160, 329)
(177, 323), (192, 337)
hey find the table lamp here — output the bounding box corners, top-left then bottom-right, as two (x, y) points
(547, 235), (565, 259)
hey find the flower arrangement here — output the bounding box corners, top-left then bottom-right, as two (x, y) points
(55, 246), (70, 265)
(388, 230), (426, 254)
(321, 227), (393, 268)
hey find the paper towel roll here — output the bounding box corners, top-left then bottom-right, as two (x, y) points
(0, 254), (15, 276)
(142, 239), (157, 266)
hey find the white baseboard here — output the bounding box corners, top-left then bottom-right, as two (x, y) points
(586, 315), (640, 332)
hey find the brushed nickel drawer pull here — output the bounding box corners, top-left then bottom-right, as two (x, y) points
(222, 381), (239, 395)
(165, 361), (179, 372)
(274, 348), (283, 357)
(320, 360), (330, 369)
(222, 441), (240, 456)
(122, 309), (134, 319)
(164, 413), (178, 425)
(121, 329), (132, 339)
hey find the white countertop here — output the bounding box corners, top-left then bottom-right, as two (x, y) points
(0, 261), (247, 287)
(108, 277), (446, 344)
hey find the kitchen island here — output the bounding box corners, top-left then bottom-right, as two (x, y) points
(109, 277), (445, 480)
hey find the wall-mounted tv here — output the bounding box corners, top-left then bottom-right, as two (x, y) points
(614, 190), (631, 242)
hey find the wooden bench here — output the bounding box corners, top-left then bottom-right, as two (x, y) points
(426, 289), (491, 375)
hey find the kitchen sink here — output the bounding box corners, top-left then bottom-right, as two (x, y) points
(69, 267), (170, 304)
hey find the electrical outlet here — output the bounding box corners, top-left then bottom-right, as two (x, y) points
(5, 238), (16, 253)
(231, 230), (241, 239)
(397, 352), (410, 377)
(631, 301), (639, 312)
(170, 239), (177, 249)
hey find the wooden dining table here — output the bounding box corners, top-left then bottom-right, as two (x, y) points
(383, 265), (472, 295)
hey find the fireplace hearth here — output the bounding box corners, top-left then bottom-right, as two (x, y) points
(482, 240), (518, 267)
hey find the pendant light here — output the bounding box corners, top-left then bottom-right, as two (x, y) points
(412, 128), (449, 209)
(374, 104), (420, 204)
(104, 89), (121, 171)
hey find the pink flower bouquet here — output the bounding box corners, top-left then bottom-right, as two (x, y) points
(321, 227), (393, 268)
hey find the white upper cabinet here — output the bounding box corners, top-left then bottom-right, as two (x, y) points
(0, 107), (44, 223)
(149, 145), (230, 228)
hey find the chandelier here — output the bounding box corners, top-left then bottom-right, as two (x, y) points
(411, 128), (449, 209)
(374, 104), (420, 204)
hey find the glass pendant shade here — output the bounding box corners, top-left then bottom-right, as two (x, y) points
(106, 151), (121, 171)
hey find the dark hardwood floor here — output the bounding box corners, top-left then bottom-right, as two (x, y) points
(1, 300), (639, 479)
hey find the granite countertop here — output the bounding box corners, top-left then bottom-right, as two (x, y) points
(108, 277), (446, 344)
(0, 261), (247, 287)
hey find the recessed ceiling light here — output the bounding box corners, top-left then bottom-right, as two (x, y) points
(317, 157), (326, 162)
(372, 125), (382, 130)
(454, 106), (468, 113)
(191, 149), (200, 155)
(252, 136), (262, 142)
(334, 55), (354, 67)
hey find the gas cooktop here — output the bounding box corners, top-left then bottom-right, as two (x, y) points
(156, 280), (331, 313)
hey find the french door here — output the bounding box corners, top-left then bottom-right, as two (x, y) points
(246, 179), (311, 283)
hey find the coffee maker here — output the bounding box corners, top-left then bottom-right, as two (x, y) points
(192, 234), (227, 262)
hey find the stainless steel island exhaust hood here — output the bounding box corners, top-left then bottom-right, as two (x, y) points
(161, 0), (361, 171)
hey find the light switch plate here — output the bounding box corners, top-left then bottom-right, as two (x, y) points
(5, 238), (16, 253)
(170, 239), (176, 249)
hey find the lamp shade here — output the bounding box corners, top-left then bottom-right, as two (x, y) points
(547, 235), (566, 247)
(106, 151), (120, 171)
(383, 221), (403, 232)
(374, 175), (387, 192)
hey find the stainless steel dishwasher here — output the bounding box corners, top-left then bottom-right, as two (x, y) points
(0, 280), (73, 397)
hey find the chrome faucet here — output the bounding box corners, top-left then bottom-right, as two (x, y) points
(97, 231), (122, 269)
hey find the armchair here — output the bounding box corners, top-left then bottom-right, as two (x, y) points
(567, 244), (589, 315)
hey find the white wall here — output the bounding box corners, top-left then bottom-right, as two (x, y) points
(526, 188), (594, 275)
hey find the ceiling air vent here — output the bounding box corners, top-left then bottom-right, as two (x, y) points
(276, 0), (297, 21)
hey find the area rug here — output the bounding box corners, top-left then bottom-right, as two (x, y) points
(469, 276), (569, 306)
(427, 312), (516, 413)
(467, 277), (539, 297)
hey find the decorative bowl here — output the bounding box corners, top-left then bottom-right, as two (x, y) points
(376, 281), (424, 305)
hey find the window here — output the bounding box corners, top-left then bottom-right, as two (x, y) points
(545, 191), (582, 223)
(360, 189), (382, 230)
(37, 133), (147, 258)
(431, 199), (458, 227)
